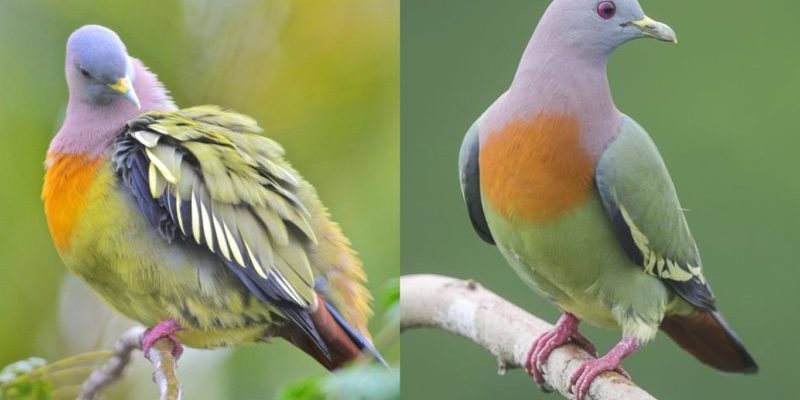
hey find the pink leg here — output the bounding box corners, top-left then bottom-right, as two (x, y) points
(570, 336), (639, 400)
(142, 319), (184, 360)
(525, 313), (598, 388)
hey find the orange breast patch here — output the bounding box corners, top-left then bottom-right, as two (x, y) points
(480, 114), (595, 222)
(43, 153), (103, 250)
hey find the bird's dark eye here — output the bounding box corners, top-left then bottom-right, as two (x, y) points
(79, 67), (91, 78)
(597, 1), (617, 19)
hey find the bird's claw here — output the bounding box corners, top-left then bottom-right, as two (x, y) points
(142, 319), (184, 360)
(569, 358), (631, 400)
(526, 328), (560, 388)
(525, 313), (595, 390)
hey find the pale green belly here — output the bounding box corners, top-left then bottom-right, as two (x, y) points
(59, 167), (280, 348)
(484, 191), (673, 340)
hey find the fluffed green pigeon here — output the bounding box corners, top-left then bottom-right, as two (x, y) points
(43, 24), (383, 371)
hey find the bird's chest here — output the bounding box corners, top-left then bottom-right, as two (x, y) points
(479, 114), (596, 224)
(43, 153), (106, 251)
(45, 157), (157, 297)
(44, 155), (138, 275)
(478, 115), (618, 322)
(44, 156), (273, 340)
(483, 194), (627, 329)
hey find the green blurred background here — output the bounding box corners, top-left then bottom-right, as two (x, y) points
(0, 0), (398, 398)
(402, 0), (798, 399)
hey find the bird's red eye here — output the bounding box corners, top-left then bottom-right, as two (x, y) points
(597, 1), (617, 19)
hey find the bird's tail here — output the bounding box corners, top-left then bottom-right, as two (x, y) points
(660, 309), (758, 374)
(280, 300), (386, 371)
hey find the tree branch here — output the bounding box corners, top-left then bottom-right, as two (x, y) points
(400, 274), (657, 400)
(78, 326), (183, 400)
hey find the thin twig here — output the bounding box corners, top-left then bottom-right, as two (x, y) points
(78, 327), (145, 400)
(148, 339), (183, 400)
(400, 274), (657, 400)
(78, 326), (183, 400)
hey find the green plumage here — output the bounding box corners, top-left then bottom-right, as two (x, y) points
(596, 116), (713, 309)
(59, 106), (371, 350)
(466, 117), (701, 342)
(128, 106), (317, 309)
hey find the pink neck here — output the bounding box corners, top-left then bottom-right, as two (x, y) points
(49, 58), (177, 158)
(482, 24), (623, 160)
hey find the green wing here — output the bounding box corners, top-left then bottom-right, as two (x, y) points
(596, 115), (715, 309)
(114, 106), (318, 312)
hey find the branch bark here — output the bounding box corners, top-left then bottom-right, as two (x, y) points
(78, 326), (183, 400)
(400, 274), (657, 400)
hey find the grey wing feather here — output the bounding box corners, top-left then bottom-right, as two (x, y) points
(459, 118), (494, 245)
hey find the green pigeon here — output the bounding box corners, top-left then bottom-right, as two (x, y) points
(459, 1), (757, 398)
(44, 24), (383, 371)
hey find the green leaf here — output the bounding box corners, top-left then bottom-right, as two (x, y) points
(277, 365), (399, 400)
(276, 375), (325, 400)
(379, 278), (400, 310)
(0, 352), (110, 400)
(320, 365), (399, 400)
(0, 358), (53, 400)
(380, 278), (400, 328)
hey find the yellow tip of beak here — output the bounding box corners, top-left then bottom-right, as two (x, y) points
(108, 77), (131, 94)
(630, 16), (678, 44)
(108, 77), (141, 109)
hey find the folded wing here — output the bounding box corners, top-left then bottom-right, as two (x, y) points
(113, 106), (326, 353)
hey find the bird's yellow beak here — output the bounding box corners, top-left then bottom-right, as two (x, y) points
(108, 77), (141, 109)
(627, 16), (677, 44)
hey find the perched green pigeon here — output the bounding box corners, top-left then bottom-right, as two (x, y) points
(459, 0), (757, 398)
(43, 24), (383, 371)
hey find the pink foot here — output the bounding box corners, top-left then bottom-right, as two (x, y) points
(143, 319), (184, 360)
(570, 337), (639, 400)
(525, 313), (598, 388)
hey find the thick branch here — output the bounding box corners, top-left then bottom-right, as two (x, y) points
(400, 274), (656, 400)
(78, 326), (183, 400)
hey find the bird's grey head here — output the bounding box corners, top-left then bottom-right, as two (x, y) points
(542, 0), (677, 58)
(65, 25), (140, 109)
